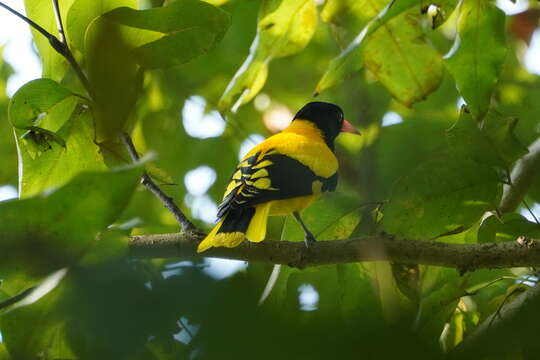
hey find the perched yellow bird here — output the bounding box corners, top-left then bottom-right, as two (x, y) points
(197, 102), (359, 252)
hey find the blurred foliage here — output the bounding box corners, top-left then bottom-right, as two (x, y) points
(0, 0), (540, 359)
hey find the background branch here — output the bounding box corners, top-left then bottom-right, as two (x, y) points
(449, 283), (540, 359)
(129, 232), (540, 271)
(499, 137), (540, 213)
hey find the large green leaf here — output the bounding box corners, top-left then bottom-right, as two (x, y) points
(322, 0), (443, 106)
(66, 0), (138, 54)
(363, 7), (442, 106)
(219, 0), (317, 112)
(0, 166), (142, 277)
(478, 213), (540, 243)
(315, 0), (426, 95)
(444, 0), (507, 119)
(447, 107), (528, 169)
(9, 79), (108, 197)
(88, 0), (231, 69)
(24, 0), (76, 81)
(380, 150), (501, 239)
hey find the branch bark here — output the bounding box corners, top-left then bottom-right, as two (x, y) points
(121, 133), (197, 232)
(129, 232), (540, 271)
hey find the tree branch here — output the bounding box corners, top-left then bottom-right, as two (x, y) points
(129, 232), (540, 270)
(120, 133), (197, 232)
(499, 137), (540, 213)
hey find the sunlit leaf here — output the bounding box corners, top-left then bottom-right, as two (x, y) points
(219, 0), (317, 112)
(8, 78), (79, 131)
(363, 7), (443, 106)
(14, 105), (108, 197)
(444, 0), (507, 119)
(315, 0), (426, 95)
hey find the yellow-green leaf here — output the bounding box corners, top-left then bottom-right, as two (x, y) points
(444, 0), (507, 119)
(219, 0), (317, 112)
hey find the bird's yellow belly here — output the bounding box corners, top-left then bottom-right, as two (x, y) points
(268, 195), (319, 216)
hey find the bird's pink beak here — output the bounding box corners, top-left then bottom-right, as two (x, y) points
(341, 120), (361, 135)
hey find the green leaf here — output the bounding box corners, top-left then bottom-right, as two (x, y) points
(219, 0), (317, 112)
(0, 274), (76, 360)
(259, 195), (360, 307)
(24, 0), (76, 81)
(380, 150), (501, 239)
(8, 78), (78, 131)
(15, 105), (108, 197)
(478, 213), (540, 243)
(447, 107), (528, 168)
(482, 110), (528, 166)
(315, 0), (426, 95)
(66, 0), (138, 54)
(446, 107), (506, 168)
(91, 0), (231, 69)
(281, 195), (361, 241)
(0, 166), (142, 277)
(444, 0), (507, 119)
(363, 7), (443, 106)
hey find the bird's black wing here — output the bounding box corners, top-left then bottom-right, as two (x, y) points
(217, 150), (336, 218)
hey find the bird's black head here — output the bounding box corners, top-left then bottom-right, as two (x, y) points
(293, 101), (345, 148)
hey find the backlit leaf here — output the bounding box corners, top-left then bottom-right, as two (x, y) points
(24, 0), (76, 81)
(444, 0), (507, 119)
(219, 0), (317, 112)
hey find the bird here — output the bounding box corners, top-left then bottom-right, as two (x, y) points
(197, 101), (360, 253)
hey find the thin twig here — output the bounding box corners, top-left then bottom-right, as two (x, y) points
(121, 133), (197, 232)
(500, 137), (540, 213)
(0, 1), (94, 98)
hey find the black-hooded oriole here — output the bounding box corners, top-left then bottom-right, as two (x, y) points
(197, 101), (359, 252)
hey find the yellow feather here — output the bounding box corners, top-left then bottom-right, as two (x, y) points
(245, 202), (271, 242)
(214, 232), (245, 248)
(243, 120), (337, 178)
(197, 218), (225, 253)
(251, 168), (268, 179)
(252, 160), (273, 169)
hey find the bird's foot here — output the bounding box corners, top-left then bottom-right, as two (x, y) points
(304, 233), (316, 248)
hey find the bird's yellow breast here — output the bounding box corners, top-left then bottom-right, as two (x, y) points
(244, 120), (338, 178)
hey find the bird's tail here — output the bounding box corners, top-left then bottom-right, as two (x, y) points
(197, 202), (271, 253)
